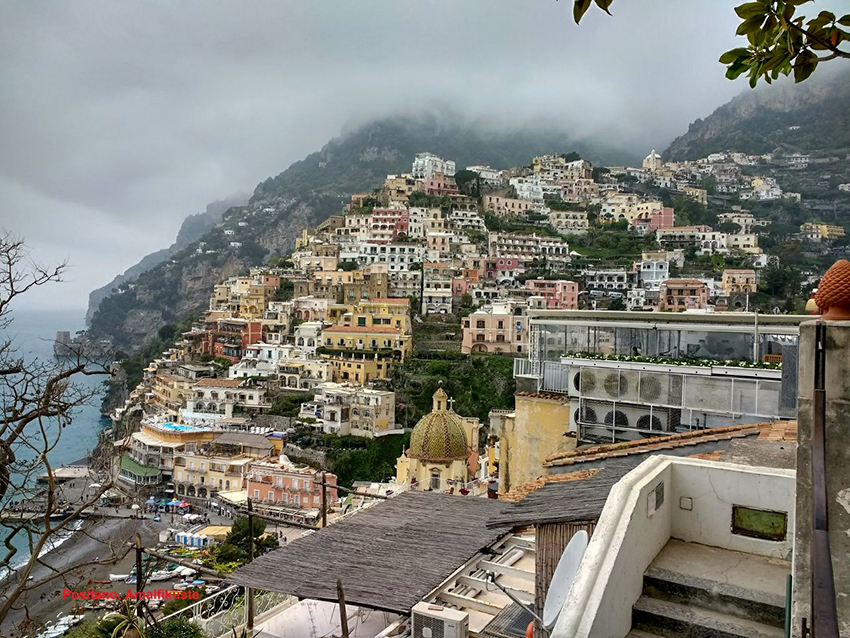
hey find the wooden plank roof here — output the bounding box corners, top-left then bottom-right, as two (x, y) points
(487, 461), (640, 529)
(228, 491), (509, 614)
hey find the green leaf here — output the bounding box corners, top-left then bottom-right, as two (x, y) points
(793, 50), (819, 82)
(719, 47), (750, 64)
(737, 15), (766, 35)
(593, 0), (613, 15)
(735, 2), (767, 20)
(838, 15), (850, 27)
(725, 59), (750, 80)
(573, 0), (592, 23)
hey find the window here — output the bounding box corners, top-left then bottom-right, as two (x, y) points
(253, 489), (260, 499)
(268, 490), (274, 501)
(476, 320), (485, 329)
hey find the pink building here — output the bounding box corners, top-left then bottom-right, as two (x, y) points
(485, 257), (522, 280)
(247, 461), (338, 519)
(369, 208), (409, 242)
(659, 279), (710, 311)
(416, 172), (459, 197)
(525, 279), (579, 309)
(461, 301), (527, 354)
(452, 269), (480, 297)
(633, 206), (675, 233)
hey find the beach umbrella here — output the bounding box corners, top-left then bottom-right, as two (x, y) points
(168, 500), (181, 506)
(130, 504), (140, 510)
(146, 497), (156, 504)
(88, 483), (102, 489)
(179, 500), (190, 508)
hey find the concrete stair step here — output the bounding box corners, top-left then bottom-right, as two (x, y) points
(632, 596), (784, 638)
(643, 565), (786, 628)
(627, 630), (667, 638)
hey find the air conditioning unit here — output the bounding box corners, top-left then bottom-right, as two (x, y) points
(573, 398), (681, 443)
(411, 602), (469, 638)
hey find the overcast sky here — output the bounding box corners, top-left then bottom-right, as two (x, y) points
(1, 1), (752, 312)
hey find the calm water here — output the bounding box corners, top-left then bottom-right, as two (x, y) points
(1, 308), (110, 563)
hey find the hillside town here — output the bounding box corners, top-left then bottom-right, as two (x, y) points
(29, 148), (850, 637)
(103, 146), (847, 513)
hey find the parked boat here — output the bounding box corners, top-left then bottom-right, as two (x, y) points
(108, 573), (128, 582)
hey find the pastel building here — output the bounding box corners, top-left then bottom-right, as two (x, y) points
(524, 279), (579, 309)
(247, 459), (338, 516)
(462, 301), (528, 354)
(659, 279), (710, 311)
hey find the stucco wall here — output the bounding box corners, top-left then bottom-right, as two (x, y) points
(502, 395), (574, 491)
(792, 320), (850, 637)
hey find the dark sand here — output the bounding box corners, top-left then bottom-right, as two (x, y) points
(1, 516), (165, 637)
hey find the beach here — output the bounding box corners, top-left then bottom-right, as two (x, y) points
(1, 516), (163, 637)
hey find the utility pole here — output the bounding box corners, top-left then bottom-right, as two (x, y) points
(134, 533), (144, 619)
(337, 579), (350, 638)
(321, 471), (327, 528)
(246, 498), (255, 634)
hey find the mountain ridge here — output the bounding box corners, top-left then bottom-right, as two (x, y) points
(87, 114), (627, 351)
(664, 68), (850, 161)
(85, 193), (249, 323)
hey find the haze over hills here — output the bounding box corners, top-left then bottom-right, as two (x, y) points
(664, 67), (850, 161)
(85, 194), (248, 323)
(86, 115), (637, 351)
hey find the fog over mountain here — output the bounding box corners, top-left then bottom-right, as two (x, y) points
(0, 1), (752, 310)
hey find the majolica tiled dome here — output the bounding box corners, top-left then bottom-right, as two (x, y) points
(408, 388), (469, 461)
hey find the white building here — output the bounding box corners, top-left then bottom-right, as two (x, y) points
(412, 152), (456, 179)
(638, 258), (669, 291)
(509, 176), (544, 202)
(294, 322), (324, 356)
(642, 149), (663, 172)
(299, 383), (398, 438)
(465, 165), (503, 186)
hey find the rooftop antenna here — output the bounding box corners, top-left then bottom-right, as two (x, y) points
(541, 530), (588, 630)
(486, 530), (588, 631)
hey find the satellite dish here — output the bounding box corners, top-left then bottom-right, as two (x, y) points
(542, 530), (588, 630)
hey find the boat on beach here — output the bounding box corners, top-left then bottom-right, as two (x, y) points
(108, 573), (128, 581)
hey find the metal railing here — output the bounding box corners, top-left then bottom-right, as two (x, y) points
(159, 585), (293, 638)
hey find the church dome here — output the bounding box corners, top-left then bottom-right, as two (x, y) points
(408, 388), (469, 461)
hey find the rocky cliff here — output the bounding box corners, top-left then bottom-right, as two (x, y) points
(85, 193), (249, 324)
(87, 113), (635, 352)
(664, 68), (850, 161)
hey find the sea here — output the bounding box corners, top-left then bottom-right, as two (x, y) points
(0, 308), (111, 569)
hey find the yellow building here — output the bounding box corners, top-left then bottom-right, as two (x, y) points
(680, 186), (708, 205)
(149, 372), (193, 414)
(492, 393), (575, 494)
(396, 389), (480, 493)
(800, 222), (846, 242)
(722, 269), (758, 295)
(327, 298), (411, 333)
(384, 174), (417, 203)
(320, 325), (412, 361)
(325, 356), (388, 384)
(173, 432), (274, 500)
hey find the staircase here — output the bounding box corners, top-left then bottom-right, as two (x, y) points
(628, 539), (789, 638)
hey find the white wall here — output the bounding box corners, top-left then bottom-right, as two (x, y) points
(552, 456), (796, 638)
(670, 461), (795, 559)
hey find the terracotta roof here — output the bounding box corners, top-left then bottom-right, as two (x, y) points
(194, 378), (243, 388)
(500, 469), (599, 502)
(543, 422), (795, 468)
(689, 451), (725, 461)
(757, 420), (797, 441)
(322, 326), (402, 334)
